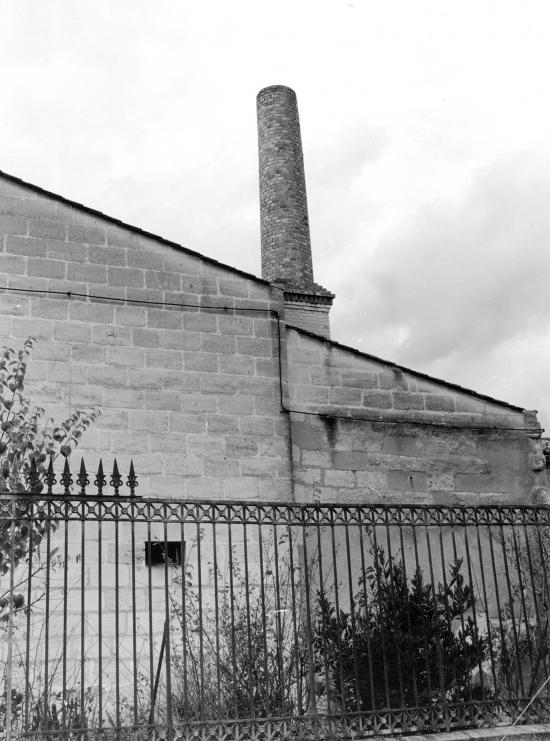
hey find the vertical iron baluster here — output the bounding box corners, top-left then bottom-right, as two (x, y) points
(241, 521), (255, 717)
(146, 518), (155, 727)
(114, 492), (120, 728)
(5, 511), (16, 741)
(62, 497), (69, 731)
(437, 520), (456, 718)
(227, 516), (238, 717)
(329, 518), (347, 709)
(300, 524), (317, 716)
(286, 523), (302, 714)
(272, 522), (285, 714)
(450, 523), (469, 700)
(130, 482), (138, 727)
(43, 497), (52, 725)
(163, 512), (173, 739)
(77, 458), (88, 497)
(358, 524), (376, 713)
(180, 525), (188, 718)
(424, 522), (444, 704)
(211, 521), (220, 713)
(397, 519), (418, 711)
(24, 509), (34, 734)
(475, 523), (499, 698)
(499, 521), (525, 698)
(110, 459), (122, 497)
(384, 518), (405, 711)
(79, 484), (86, 728)
(344, 520), (362, 712)
(61, 457), (72, 496)
(315, 519), (333, 716)
(523, 520), (549, 692)
(411, 518), (433, 704)
(371, 524), (391, 709)
(462, 521), (484, 700)
(510, 523), (534, 684)
(257, 523), (270, 716)
(487, 523), (509, 697)
(196, 521), (205, 717)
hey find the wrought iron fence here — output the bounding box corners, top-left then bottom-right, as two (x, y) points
(1, 459), (550, 740)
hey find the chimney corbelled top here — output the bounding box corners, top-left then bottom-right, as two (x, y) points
(256, 85), (333, 337)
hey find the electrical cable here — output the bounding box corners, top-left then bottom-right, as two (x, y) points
(0, 284), (542, 434)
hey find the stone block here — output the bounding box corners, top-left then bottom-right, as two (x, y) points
(184, 351), (218, 372)
(241, 416), (275, 436)
(28, 218), (66, 240)
(67, 223), (106, 244)
(12, 316), (53, 340)
(132, 328), (160, 348)
(70, 301), (114, 323)
(182, 395), (217, 413)
(106, 347), (145, 367)
(0, 214), (27, 234)
(330, 387), (362, 406)
(47, 239), (88, 262)
(302, 450), (331, 467)
(183, 312), (217, 332)
(292, 384), (329, 405)
(393, 392), (425, 410)
(205, 458), (240, 476)
(30, 298), (68, 320)
(378, 370), (409, 390)
(0, 253), (26, 274)
(6, 235), (46, 257)
(67, 262), (107, 284)
(222, 355), (254, 375)
(324, 470), (355, 487)
(93, 325), (131, 345)
(145, 270), (180, 291)
(425, 394), (456, 412)
(129, 410), (169, 433)
(218, 395), (255, 415)
(169, 412), (206, 434)
(144, 391), (181, 411)
(333, 451), (370, 470)
(27, 257), (65, 278)
(291, 421), (326, 450)
(109, 267), (144, 288)
(88, 245), (126, 265)
(427, 472), (455, 491)
(160, 329), (201, 351)
(202, 334), (236, 354)
(47, 363), (86, 384)
(116, 306), (147, 326)
(104, 388), (144, 408)
(237, 337), (273, 357)
(241, 458), (279, 477)
(226, 436), (258, 458)
(199, 375), (240, 394)
(223, 477), (259, 499)
(341, 370), (377, 389)
(387, 470), (428, 491)
(186, 477), (224, 498)
(0, 295), (29, 315)
(88, 366), (129, 388)
(146, 308), (182, 329)
(145, 349), (183, 369)
(205, 414), (241, 434)
(362, 391), (392, 409)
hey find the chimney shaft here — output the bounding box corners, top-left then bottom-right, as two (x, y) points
(257, 85), (314, 286)
(257, 85), (334, 338)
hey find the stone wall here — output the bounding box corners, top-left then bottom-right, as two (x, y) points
(0, 175), (293, 499)
(286, 327), (540, 504)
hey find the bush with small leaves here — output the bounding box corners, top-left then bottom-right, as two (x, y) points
(0, 338), (100, 615)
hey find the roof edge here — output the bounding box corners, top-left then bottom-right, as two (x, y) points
(0, 169), (269, 287)
(286, 324), (528, 414)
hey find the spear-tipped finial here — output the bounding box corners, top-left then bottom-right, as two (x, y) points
(61, 458), (73, 495)
(110, 459), (122, 497)
(77, 458), (89, 497)
(127, 460), (138, 498)
(94, 459), (106, 497)
(45, 455), (56, 495)
(28, 457), (42, 494)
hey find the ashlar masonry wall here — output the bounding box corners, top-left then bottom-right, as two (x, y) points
(286, 327), (541, 505)
(0, 175), (292, 499)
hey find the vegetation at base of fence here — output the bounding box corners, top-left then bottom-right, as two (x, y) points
(314, 547), (486, 711)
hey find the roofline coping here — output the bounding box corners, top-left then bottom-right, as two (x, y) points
(286, 324), (528, 414)
(0, 169), (270, 287)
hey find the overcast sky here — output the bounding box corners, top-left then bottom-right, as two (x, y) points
(2, 0), (550, 428)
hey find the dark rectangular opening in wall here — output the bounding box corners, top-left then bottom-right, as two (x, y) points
(144, 540), (183, 566)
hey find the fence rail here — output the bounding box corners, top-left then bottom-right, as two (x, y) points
(1, 462), (550, 739)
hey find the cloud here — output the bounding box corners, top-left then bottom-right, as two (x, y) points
(330, 151), (550, 422)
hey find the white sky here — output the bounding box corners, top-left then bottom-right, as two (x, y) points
(2, 0), (550, 428)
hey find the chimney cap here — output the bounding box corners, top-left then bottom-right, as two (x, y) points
(257, 84), (296, 100)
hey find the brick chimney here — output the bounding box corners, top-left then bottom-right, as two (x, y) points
(257, 85), (334, 338)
